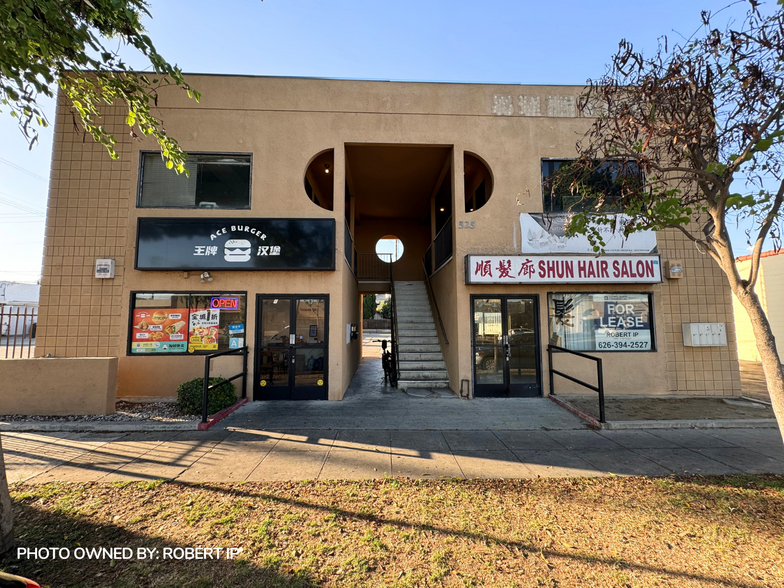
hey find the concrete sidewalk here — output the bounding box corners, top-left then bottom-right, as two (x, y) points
(5, 427), (783, 484)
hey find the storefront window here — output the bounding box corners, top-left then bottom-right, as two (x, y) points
(130, 292), (247, 355)
(548, 293), (654, 352)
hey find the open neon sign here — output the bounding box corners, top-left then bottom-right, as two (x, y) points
(210, 297), (239, 310)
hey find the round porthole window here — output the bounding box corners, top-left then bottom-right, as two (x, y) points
(375, 236), (404, 263)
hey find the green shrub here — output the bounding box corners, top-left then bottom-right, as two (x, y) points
(176, 377), (237, 416)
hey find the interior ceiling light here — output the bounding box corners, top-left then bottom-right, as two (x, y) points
(324, 163), (330, 174)
(439, 207), (445, 212)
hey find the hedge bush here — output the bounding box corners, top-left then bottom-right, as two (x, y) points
(176, 377), (237, 416)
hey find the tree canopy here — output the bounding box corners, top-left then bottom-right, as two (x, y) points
(0, 0), (199, 172)
(559, 1), (784, 441)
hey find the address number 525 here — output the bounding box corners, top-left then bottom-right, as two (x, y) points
(458, 221), (475, 229)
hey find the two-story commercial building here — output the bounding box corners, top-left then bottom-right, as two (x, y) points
(35, 75), (743, 405)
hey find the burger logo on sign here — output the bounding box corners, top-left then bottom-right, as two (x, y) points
(224, 239), (252, 263)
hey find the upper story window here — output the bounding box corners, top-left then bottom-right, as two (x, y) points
(541, 159), (641, 214)
(138, 152), (251, 209)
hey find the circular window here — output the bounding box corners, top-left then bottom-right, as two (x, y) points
(464, 152), (494, 213)
(303, 149), (334, 211)
(375, 236), (404, 263)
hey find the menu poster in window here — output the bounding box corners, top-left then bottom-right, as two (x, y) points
(188, 309), (220, 352)
(131, 308), (189, 354)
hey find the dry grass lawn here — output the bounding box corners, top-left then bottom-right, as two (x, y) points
(4, 476), (783, 587)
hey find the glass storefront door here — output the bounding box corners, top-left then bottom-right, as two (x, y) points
(254, 295), (328, 400)
(472, 295), (541, 397)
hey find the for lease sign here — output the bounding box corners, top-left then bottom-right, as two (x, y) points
(465, 255), (662, 284)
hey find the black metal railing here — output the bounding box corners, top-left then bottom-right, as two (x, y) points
(547, 344), (605, 423)
(389, 259), (399, 386)
(422, 257), (448, 345)
(202, 346), (248, 424)
(424, 243), (433, 276)
(356, 253), (392, 281)
(1, 305), (37, 358)
(433, 216), (453, 271)
(344, 220), (355, 272)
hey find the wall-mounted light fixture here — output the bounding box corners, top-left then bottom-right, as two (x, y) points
(324, 163), (330, 174)
(200, 271), (213, 283)
(666, 260), (684, 279)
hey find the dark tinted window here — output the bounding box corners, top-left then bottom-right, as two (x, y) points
(139, 153), (251, 208)
(542, 159), (641, 213)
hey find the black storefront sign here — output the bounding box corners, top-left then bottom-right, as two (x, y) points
(135, 218), (336, 271)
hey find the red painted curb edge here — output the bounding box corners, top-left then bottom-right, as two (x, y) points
(198, 397), (249, 431)
(548, 394), (602, 429)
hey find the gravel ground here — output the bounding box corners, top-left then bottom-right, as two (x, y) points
(0, 401), (199, 423)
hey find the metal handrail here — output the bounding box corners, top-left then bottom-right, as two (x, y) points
(201, 345), (248, 423)
(389, 260), (399, 387)
(547, 344), (605, 423)
(421, 257), (449, 345)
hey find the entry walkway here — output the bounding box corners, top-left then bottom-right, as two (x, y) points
(5, 427), (783, 483)
(227, 358), (583, 430)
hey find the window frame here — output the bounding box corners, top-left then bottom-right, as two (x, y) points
(136, 151), (253, 210)
(540, 157), (643, 214)
(127, 290), (248, 356)
(547, 291), (657, 353)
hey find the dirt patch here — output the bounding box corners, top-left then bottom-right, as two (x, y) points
(5, 477), (784, 587)
(559, 395), (775, 422)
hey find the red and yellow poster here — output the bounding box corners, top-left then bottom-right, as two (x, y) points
(188, 309), (220, 352)
(131, 309), (189, 354)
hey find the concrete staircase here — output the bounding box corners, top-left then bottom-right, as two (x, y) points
(393, 281), (451, 392)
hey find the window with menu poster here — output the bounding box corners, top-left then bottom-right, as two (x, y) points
(129, 292), (247, 355)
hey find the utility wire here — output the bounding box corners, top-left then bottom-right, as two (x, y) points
(0, 157), (48, 182)
(0, 194), (46, 216)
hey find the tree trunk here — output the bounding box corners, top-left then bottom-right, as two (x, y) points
(735, 288), (784, 447)
(0, 437), (14, 554)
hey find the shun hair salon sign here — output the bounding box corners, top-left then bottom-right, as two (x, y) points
(136, 218), (335, 271)
(465, 255), (662, 284)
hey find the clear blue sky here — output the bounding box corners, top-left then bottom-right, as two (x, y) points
(0, 0), (773, 282)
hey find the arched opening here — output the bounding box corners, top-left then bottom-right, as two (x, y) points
(304, 149), (334, 211)
(375, 235), (404, 263)
(464, 152), (494, 213)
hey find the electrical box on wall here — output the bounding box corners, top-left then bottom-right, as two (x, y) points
(95, 258), (115, 279)
(682, 323), (727, 347)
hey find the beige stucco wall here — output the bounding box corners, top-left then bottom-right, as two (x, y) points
(733, 253), (784, 362)
(0, 357), (116, 415)
(36, 75), (742, 401)
(428, 257), (460, 393)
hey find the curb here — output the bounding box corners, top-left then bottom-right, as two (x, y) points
(549, 394), (601, 429)
(603, 418), (777, 430)
(0, 421), (197, 433)
(198, 398), (249, 431)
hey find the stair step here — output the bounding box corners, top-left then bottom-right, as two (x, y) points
(398, 380), (451, 390)
(399, 329), (437, 338)
(399, 337), (439, 345)
(399, 352), (444, 361)
(398, 360), (446, 370)
(396, 323), (435, 330)
(398, 370), (449, 381)
(398, 344), (442, 353)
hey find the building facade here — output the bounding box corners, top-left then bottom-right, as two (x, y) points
(36, 75), (742, 402)
(733, 249), (784, 362)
